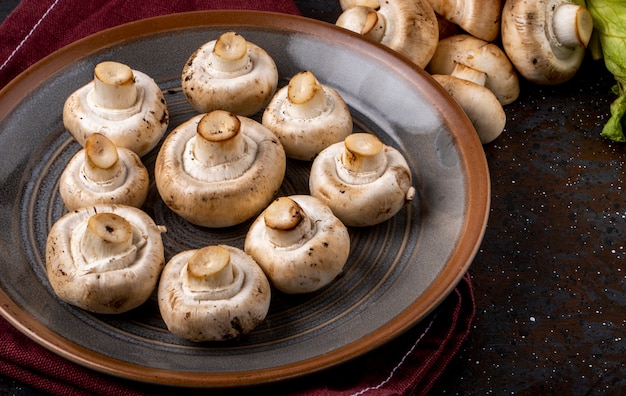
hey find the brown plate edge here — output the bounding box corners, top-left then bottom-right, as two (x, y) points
(0, 10), (490, 388)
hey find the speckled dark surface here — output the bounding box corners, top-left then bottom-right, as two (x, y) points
(2, 1), (625, 395)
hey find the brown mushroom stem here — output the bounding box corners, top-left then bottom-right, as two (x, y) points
(210, 32), (250, 73)
(92, 61), (138, 110)
(552, 3), (593, 48)
(450, 63), (487, 87)
(186, 246), (235, 291)
(339, 133), (387, 183)
(336, 6), (386, 42)
(193, 110), (247, 167)
(285, 71), (327, 119)
(82, 133), (125, 184)
(78, 213), (137, 272)
(263, 197), (316, 247)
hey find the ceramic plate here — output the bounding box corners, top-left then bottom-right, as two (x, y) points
(0, 11), (489, 387)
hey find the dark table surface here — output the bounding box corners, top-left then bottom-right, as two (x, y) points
(2, 1), (625, 395)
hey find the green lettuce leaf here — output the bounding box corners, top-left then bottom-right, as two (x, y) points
(586, 0), (626, 141)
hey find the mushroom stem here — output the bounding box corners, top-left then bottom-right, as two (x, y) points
(82, 133), (124, 183)
(186, 246), (235, 291)
(210, 32), (249, 73)
(78, 213), (137, 272)
(336, 6), (386, 42)
(552, 3), (593, 48)
(339, 133), (387, 184)
(450, 62), (487, 87)
(263, 197), (315, 248)
(92, 61), (138, 110)
(194, 110), (246, 167)
(285, 71), (328, 119)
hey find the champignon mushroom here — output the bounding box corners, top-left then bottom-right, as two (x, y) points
(501, 0), (594, 85)
(45, 204), (166, 314)
(431, 73), (506, 144)
(244, 195), (350, 294)
(181, 32), (279, 116)
(335, 0), (439, 68)
(63, 61), (169, 157)
(158, 244), (271, 342)
(262, 71), (353, 161)
(309, 133), (415, 227)
(426, 0), (502, 42)
(427, 34), (520, 105)
(155, 110), (286, 228)
(59, 133), (149, 211)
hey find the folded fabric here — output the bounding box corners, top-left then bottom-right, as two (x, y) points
(0, 1), (476, 394)
(0, 0), (301, 88)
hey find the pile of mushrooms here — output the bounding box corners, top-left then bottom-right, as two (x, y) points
(63, 61), (169, 157)
(336, 0), (595, 144)
(47, 30), (419, 342)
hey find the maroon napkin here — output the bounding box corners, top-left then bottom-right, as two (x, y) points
(0, 1), (475, 394)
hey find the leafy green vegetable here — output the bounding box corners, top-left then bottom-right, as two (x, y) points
(586, 0), (626, 142)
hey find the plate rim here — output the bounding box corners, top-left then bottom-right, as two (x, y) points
(0, 10), (490, 387)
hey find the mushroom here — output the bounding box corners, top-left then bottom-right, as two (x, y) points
(425, 0), (503, 42)
(181, 31), (279, 116)
(155, 110), (286, 228)
(501, 0), (594, 85)
(63, 61), (169, 157)
(427, 34), (520, 105)
(158, 244), (271, 342)
(309, 133), (415, 227)
(59, 133), (149, 211)
(335, 0), (439, 69)
(262, 70), (353, 161)
(244, 195), (350, 294)
(45, 204), (166, 314)
(431, 73), (506, 144)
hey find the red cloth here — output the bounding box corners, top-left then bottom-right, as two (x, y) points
(0, 1), (475, 394)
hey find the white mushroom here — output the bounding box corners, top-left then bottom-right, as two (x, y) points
(59, 133), (149, 211)
(155, 110), (286, 228)
(262, 70), (353, 161)
(182, 31), (279, 116)
(158, 244), (271, 342)
(335, 0), (439, 68)
(45, 204), (166, 314)
(244, 195), (350, 294)
(427, 34), (520, 105)
(431, 73), (506, 144)
(426, 0), (503, 42)
(63, 61), (169, 157)
(309, 133), (415, 227)
(501, 0), (594, 85)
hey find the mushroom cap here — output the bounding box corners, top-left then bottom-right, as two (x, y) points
(309, 134), (415, 227)
(335, 1), (439, 68)
(427, 34), (520, 105)
(244, 195), (350, 294)
(63, 68), (169, 157)
(432, 74), (506, 144)
(181, 33), (279, 116)
(45, 204), (166, 314)
(427, 0), (502, 42)
(59, 137), (149, 211)
(157, 244), (271, 342)
(501, 0), (591, 85)
(262, 72), (353, 161)
(155, 113), (286, 228)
